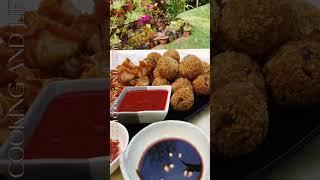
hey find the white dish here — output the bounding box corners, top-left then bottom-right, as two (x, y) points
(110, 86), (172, 124)
(110, 121), (129, 175)
(0, 79), (108, 180)
(120, 120), (210, 180)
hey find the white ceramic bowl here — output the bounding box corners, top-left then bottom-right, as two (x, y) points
(110, 86), (172, 124)
(110, 121), (129, 175)
(120, 120), (210, 180)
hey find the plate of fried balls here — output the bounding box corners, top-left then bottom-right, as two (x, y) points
(110, 48), (210, 137)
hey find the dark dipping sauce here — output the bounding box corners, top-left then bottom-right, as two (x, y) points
(137, 138), (203, 180)
(118, 90), (168, 112)
(24, 91), (107, 159)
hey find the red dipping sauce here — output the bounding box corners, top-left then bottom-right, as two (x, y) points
(110, 139), (120, 162)
(118, 90), (168, 112)
(24, 91), (108, 159)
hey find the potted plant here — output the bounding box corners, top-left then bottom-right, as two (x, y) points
(183, 24), (192, 38)
(168, 33), (174, 42)
(159, 36), (169, 45)
(155, 32), (169, 45)
(153, 37), (159, 46)
(176, 19), (185, 38)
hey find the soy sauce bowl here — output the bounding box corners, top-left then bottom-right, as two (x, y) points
(120, 120), (210, 180)
(110, 121), (129, 175)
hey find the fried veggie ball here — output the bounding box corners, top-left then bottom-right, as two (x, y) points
(170, 87), (194, 112)
(157, 56), (179, 80)
(221, 0), (294, 56)
(193, 74), (210, 95)
(163, 49), (180, 63)
(147, 52), (161, 61)
(179, 55), (202, 80)
(212, 51), (266, 93)
(172, 78), (193, 93)
(152, 77), (170, 86)
(291, 0), (320, 40)
(153, 66), (161, 78)
(264, 40), (320, 105)
(202, 61), (210, 74)
(135, 76), (150, 86)
(212, 82), (269, 157)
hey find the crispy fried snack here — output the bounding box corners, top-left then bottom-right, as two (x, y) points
(38, 0), (82, 25)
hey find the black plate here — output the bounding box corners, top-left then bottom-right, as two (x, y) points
(122, 95), (210, 140)
(213, 100), (320, 180)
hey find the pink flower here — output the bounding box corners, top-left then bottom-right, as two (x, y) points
(139, 15), (151, 25)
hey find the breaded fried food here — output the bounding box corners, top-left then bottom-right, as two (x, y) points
(39, 0), (82, 25)
(202, 61), (210, 74)
(193, 74), (210, 95)
(0, 39), (14, 65)
(163, 49), (180, 63)
(135, 76), (150, 86)
(212, 82), (269, 157)
(25, 30), (80, 68)
(0, 66), (17, 86)
(152, 77), (170, 86)
(147, 52), (161, 61)
(170, 87), (194, 111)
(80, 51), (107, 78)
(178, 55), (202, 80)
(157, 56), (179, 80)
(72, 19), (103, 54)
(212, 51), (265, 93)
(291, 0), (320, 40)
(172, 78), (193, 93)
(153, 66), (161, 78)
(221, 0), (294, 56)
(143, 58), (157, 70)
(264, 40), (320, 105)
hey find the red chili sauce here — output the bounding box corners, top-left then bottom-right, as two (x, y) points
(110, 139), (120, 162)
(24, 91), (108, 159)
(117, 90), (168, 112)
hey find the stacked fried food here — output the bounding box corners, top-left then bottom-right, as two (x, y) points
(110, 49), (210, 112)
(212, 52), (268, 157)
(0, 0), (106, 144)
(212, 0), (320, 157)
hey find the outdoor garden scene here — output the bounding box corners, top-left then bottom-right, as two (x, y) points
(110, 0), (210, 50)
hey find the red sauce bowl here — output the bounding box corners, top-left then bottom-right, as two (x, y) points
(110, 121), (129, 175)
(110, 86), (172, 124)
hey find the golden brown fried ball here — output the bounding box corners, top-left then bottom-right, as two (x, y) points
(264, 40), (320, 105)
(221, 0), (294, 56)
(163, 49), (180, 63)
(291, 0), (320, 40)
(202, 61), (210, 74)
(152, 77), (170, 86)
(135, 76), (150, 86)
(147, 52), (161, 61)
(157, 56), (179, 80)
(172, 78), (193, 93)
(193, 74), (210, 95)
(212, 51), (266, 93)
(170, 87), (194, 112)
(153, 66), (161, 78)
(179, 55), (202, 80)
(212, 82), (269, 157)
